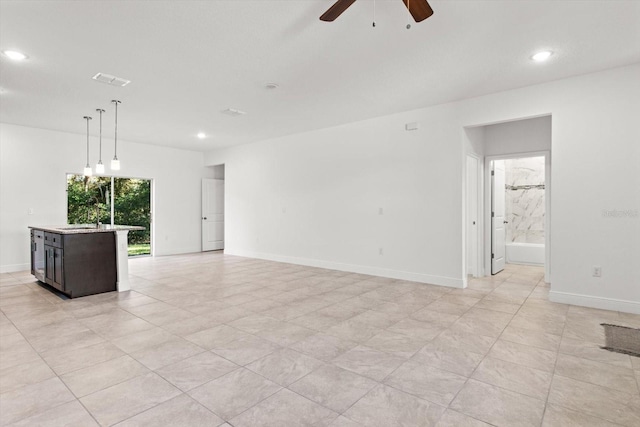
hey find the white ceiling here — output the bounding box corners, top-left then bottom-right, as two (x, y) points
(1, 0), (639, 151)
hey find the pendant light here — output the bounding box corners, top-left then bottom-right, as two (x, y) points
(372, 0), (376, 27)
(83, 116), (93, 177)
(95, 108), (105, 174)
(111, 99), (121, 170)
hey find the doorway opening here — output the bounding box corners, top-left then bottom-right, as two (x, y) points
(490, 156), (546, 274)
(463, 114), (552, 284)
(66, 174), (153, 257)
(202, 164), (225, 252)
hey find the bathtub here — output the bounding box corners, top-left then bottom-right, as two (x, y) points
(506, 242), (545, 266)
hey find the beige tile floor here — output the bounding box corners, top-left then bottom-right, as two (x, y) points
(1, 252), (639, 426)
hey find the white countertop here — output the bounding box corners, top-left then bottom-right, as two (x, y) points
(29, 224), (145, 234)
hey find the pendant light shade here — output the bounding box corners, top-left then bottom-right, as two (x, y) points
(96, 108), (105, 174)
(111, 100), (121, 170)
(83, 116), (93, 177)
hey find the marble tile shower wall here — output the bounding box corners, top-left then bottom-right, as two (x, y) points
(505, 157), (545, 244)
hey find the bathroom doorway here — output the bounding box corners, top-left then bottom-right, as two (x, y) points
(464, 114), (552, 284)
(487, 153), (549, 277)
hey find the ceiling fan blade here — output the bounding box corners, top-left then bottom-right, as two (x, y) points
(320, 0), (357, 22)
(401, 0), (434, 22)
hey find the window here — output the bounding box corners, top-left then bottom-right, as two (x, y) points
(67, 174), (152, 256)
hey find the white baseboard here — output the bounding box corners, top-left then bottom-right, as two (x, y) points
(226, 249), (464, 288)
(549, 290), (640, 315)
(0, 263), (30, 274)
(507, 261), (544, 267)
(154, 246), (203, 257)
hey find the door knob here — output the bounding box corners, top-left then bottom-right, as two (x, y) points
(202, 217), (207, 220)
(504, 220), (509, 224)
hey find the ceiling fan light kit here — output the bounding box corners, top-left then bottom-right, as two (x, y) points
(320, 0), (434, 27)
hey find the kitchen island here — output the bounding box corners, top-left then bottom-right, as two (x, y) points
(29, 224), (144, 298)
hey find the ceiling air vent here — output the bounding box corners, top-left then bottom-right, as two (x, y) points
(92, 73), (131, 87)
(222, 108), (247, 117)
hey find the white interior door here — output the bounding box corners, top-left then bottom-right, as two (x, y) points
(491, 160), (506, 274)
(202, 178), (224, 251)
(466, 155), (479, 277)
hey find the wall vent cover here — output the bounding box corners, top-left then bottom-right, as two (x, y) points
(92, 73), (131, 87)
(222, 108), (247, 117)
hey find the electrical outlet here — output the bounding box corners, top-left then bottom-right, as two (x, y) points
(592, 266), (602, 277)
(379, 248), (383, 255)
(27, 208), (34, 215)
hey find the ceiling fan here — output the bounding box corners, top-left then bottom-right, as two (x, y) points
(320, 0), (434, 23)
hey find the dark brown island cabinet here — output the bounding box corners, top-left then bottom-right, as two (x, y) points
(31, 228), (118, 298)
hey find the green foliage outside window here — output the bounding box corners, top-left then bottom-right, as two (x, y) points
(67, 175), (151, 249)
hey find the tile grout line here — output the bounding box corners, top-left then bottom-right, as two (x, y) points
(438, 279), (546, 425)
(538, 281), (569, 427)
(3, 260), (636, 426)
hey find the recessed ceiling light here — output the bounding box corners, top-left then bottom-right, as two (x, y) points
(2, 50), (28, 61)
(197, 132), (206, 139)
(531, 51), (553, 62)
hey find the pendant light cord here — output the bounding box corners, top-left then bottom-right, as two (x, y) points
(112, 100), (120, 159)
(84, 116), (92, 166)
(97, 109), (104, 162)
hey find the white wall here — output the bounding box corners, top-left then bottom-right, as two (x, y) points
(484, 116), (551, 155)
(206, 63), (640, 313)
(212, 164), (225, 180)
(0, 123), (213, 272)
(207, 104), (465, 287)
